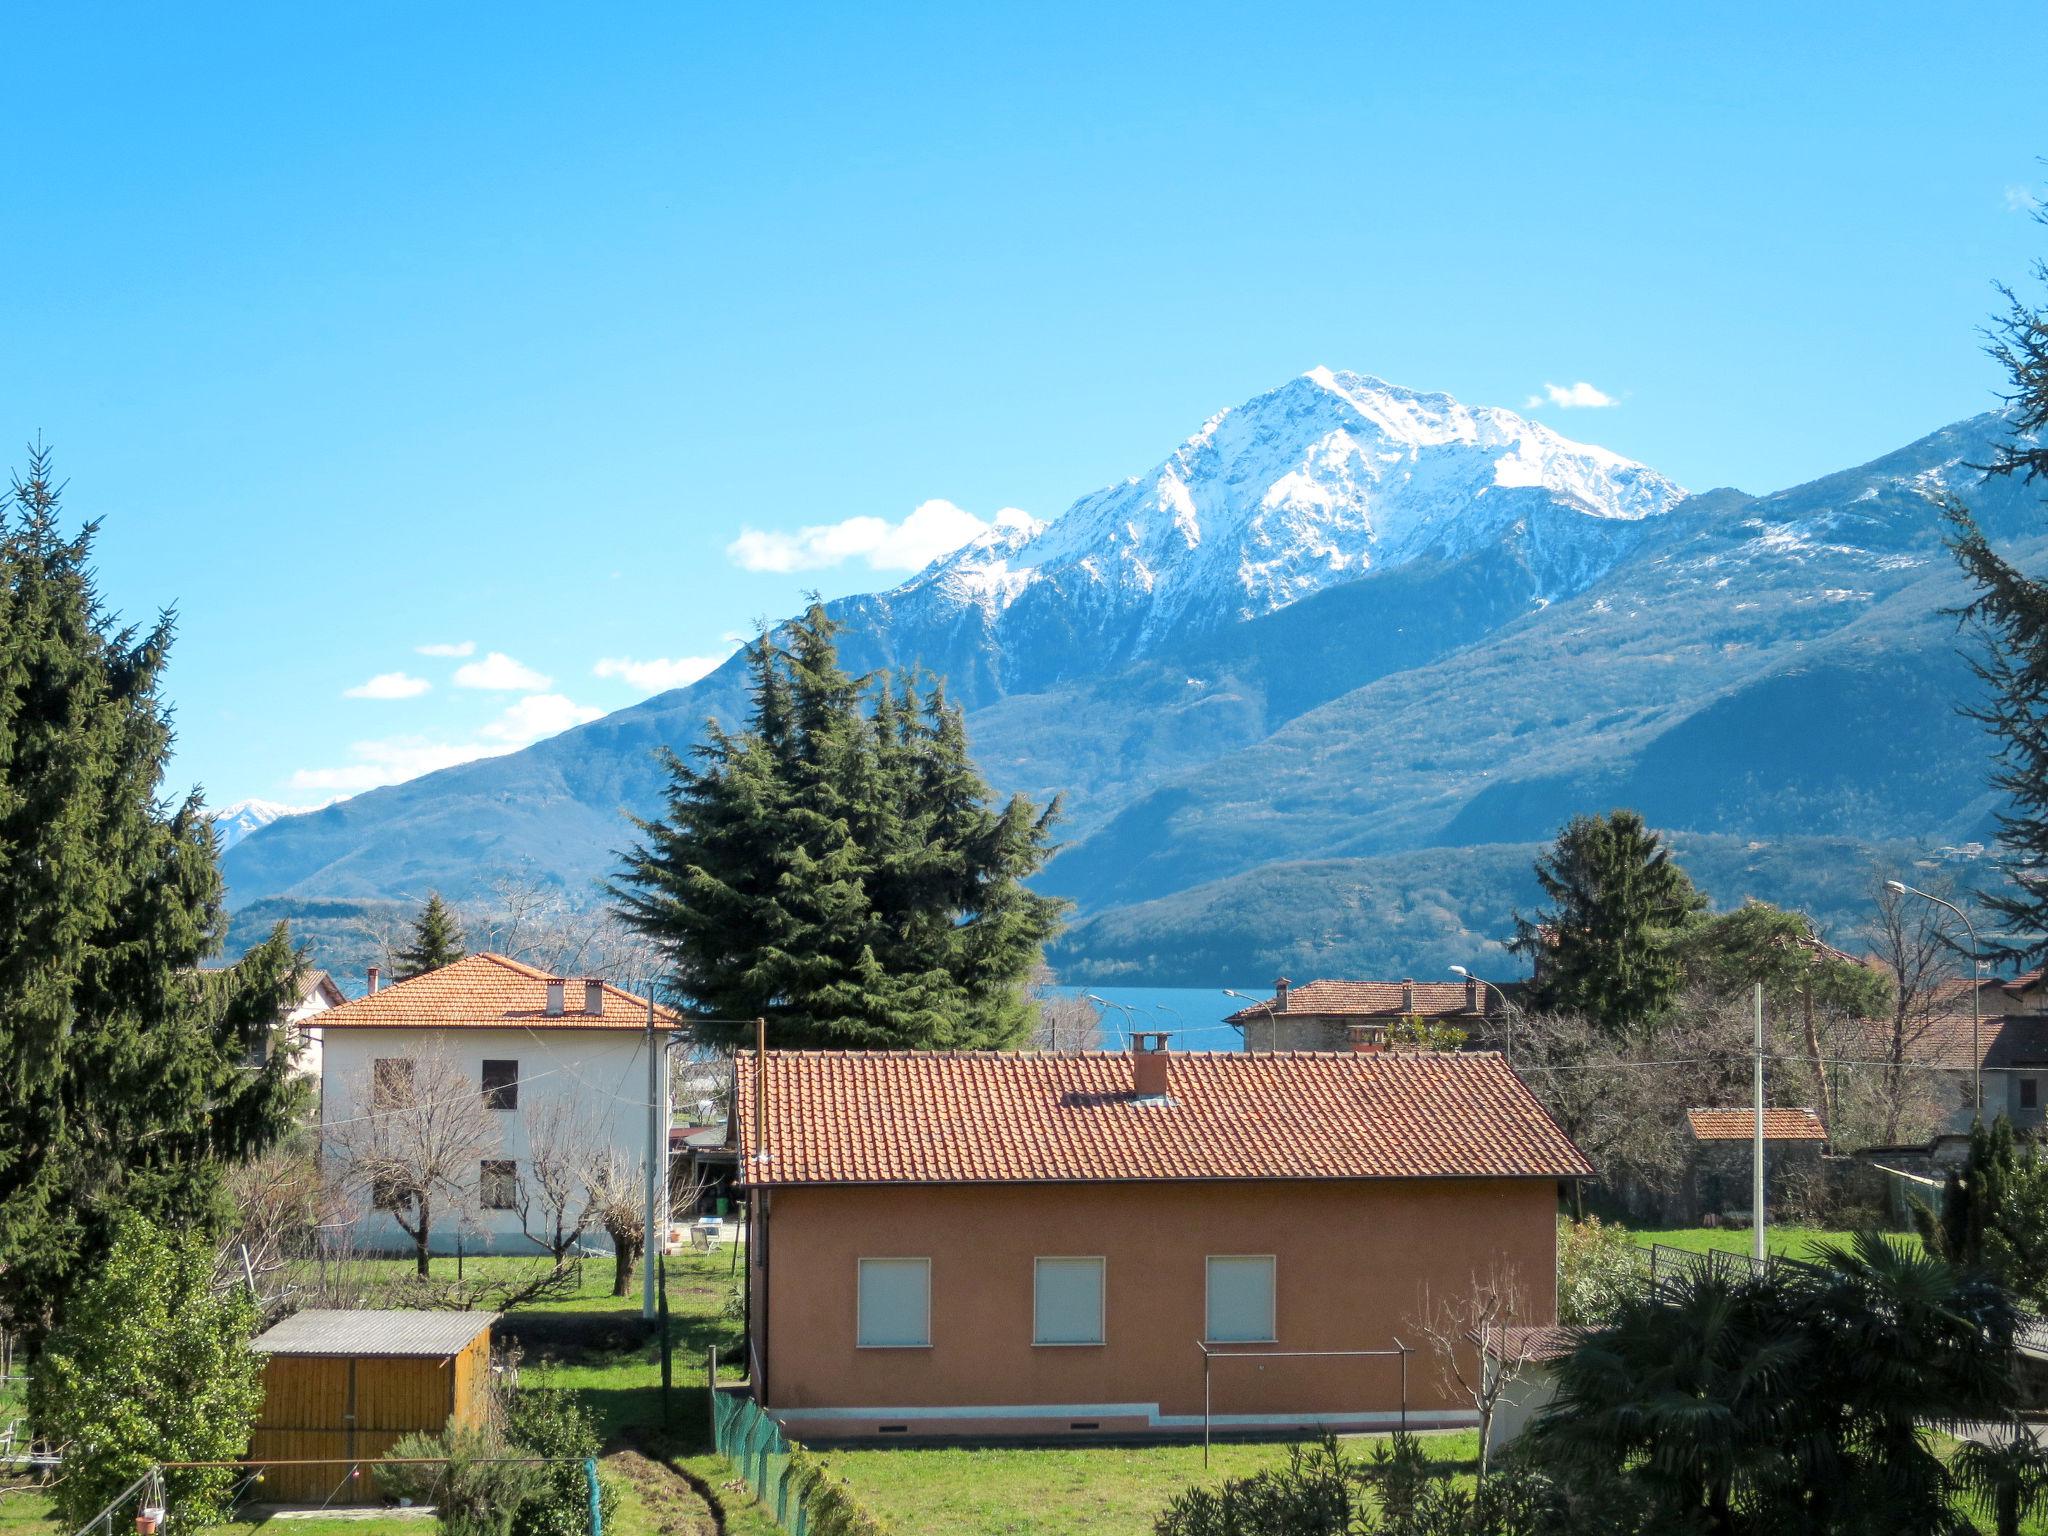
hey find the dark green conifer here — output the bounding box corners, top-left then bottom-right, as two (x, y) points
(394, 891), (467, 978)
(1509, 808), (1706, 1041)
(612, 604), (1064, 1049)
(0, 445), (304, 1340)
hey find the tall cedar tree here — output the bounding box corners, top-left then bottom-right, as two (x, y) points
(1510, 808), (1706, 1041)
(395, 890), (468, 978)
(1947, 201), (2048, 963)
(611, 604), (1065, 1048)
(0, 447), (304, 1341)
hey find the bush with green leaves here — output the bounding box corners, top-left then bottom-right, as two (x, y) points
(503, 1389), (616, 1536)
(1555, 1215), (1647, 1327)
(29, 1212), (264, 1527)
(379, 1421), (542, 1536)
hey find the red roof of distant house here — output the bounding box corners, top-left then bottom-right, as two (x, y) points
(1687, 1107), (1829, 1143)
(1836, 1011), (2048, 1072)
(736, 1048), (1593, 1187)
(1475, 1324), (1577, 1364)
(315, 952), (679, 1032)
(1224, 979), (1493, 1025)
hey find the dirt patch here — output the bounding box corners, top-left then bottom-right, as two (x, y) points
(607, 1449), (721, 1536)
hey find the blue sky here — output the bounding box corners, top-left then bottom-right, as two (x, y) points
(5, 3), (2045, 808)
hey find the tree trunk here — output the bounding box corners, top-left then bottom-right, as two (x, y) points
(1801, 978), (1833, 1133)
(611, 1233), (642, 1297)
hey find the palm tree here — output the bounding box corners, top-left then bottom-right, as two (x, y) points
(1529, 1235), (2022, 1534)
(1954, 1428), (2048, 1536)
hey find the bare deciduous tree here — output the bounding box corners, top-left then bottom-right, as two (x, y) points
(1409, 1264), (1546, 1481)
(325, 1049), (500, 1276)
(1026, 968), (1103, 1053)
(1866, 874), (1967, 1143)
(581, 1149), (647, 1298)
(467, 868), (661, 983)
(516, 1093), (601, 1265)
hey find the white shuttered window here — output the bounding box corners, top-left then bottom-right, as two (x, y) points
(1033, 1257), (1106, 1345)
(1205, 1256), (1277, 1343)
(857, 1258), (931, 1347)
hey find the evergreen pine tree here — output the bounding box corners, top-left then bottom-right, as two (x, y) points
(611, 603), (1065, 1048)
(1509, 808), (1706, 1041)
(0, 446), (304, 1341)
(1945, 207), (2048, 963)
(395, 891), (467, 978)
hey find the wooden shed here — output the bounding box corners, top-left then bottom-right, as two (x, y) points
(248, 1309), (497, 1503)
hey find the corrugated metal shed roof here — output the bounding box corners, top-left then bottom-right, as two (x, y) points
(253, 1309), (497, 1357)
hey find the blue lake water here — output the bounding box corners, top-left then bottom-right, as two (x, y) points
(1053, 983), (1259, 1052)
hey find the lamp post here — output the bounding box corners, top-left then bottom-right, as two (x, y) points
(1449, 966), (1520, 1067)
(1887, 879), (1983, 1115)
(1222, 988), (1278, 1053)
(1083, 994), (1143, 1050)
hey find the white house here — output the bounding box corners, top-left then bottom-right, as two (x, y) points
(283, 969), (348, 1083)
(317, 951), (679, 1256)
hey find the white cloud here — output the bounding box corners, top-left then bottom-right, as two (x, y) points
(290, 693), (604, 795)
(1525, 381), (1618, 410)
(416, 640), (476, 658)
(343, 670), (432, 700)
(594, 655), (725, 692)
(479, 693), (605, 745)
(453, 651), (553, 691)
(2007, 184), (2043, 213)
(726, 498), (1000, 573)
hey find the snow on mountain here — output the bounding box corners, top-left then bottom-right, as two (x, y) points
(210, 798), (309, 852)
(890, 368), (1687, 658)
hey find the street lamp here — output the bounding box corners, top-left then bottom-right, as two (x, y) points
(1083, 994), (1143, 1050)
(1449, 966), (1519, 1066)
(1221, 988), (1278, 1053)
(1888, 879), (1983, 1115)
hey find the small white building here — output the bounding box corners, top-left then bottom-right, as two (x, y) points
(317, 951), (679, 1256)
(283, 969), (348, 1083)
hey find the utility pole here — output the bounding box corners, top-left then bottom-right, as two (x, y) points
(643, 992), (666, 1321)
(1752, 982), (1766, 1264)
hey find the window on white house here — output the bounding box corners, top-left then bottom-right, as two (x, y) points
(857, 1258), (931, 1348)
(1033, 1257), (1105, 1345)
(481, 1060), (519, 1111)
(480, 1160), (519, 1210)
(2024, 1078), (2040, 1111)
(1205, 1256), (1276, 1343)
(372, 1057), (415, 1110)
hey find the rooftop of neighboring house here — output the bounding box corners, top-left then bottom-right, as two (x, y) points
(734, 1046), (1593, 1187)
(1686, 1107), (1829, 1143)
(1222, 975), (1500, 1025)
(314, 951), (679, 1032)
(1836, 1011), (2048, 1073)
(299, 969), (347, 1008)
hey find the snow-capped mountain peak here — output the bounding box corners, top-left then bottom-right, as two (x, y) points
(895, 368), (1686, 660)
(210, 798), (309, 852)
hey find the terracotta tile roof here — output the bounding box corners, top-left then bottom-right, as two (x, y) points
(1834, 1012), (2048, 1072)
(736, 1049), (1593, 1187)
(314, 952), (677, 1032)
(1475, 1324), (1576, 1364)
(1686, 1107), (1829, 1143)
(1224, 979), (1493, 1025)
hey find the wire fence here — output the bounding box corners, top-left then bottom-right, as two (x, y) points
(711, 1392), (807, 1534)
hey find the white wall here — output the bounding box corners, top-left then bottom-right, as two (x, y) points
(320, 1024), (664, 1255)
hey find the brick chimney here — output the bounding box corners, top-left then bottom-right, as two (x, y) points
(1346, 1023), (1387, 1053)
(1400, 979), (1415, 1013)
(366, 965), (380, 995)
(584, 978), (605, 1016)
(545, 978), (566, 1017)
(1131, 1031), (1174, 1100)
(1273, 976), (1291, 1012)
(1464, 976), (1480, 1013)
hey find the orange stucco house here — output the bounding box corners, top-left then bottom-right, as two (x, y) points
(735, 1037), (1591, 1442)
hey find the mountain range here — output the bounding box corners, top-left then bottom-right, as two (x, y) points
(221, 370), (2045, 986)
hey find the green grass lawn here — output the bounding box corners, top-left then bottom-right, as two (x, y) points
(1624, 1225), (1925, 1262)
(823, 1431), (1480, 1536)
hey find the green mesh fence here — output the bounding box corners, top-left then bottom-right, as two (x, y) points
(711, 1391), (809, 1535)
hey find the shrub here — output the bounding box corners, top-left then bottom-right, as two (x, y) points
(1555, 1215), (1645, 1328)
(503, 1389), (616, 1536)
(29, 1213), (264, 1527)
(379, 1420), (542, 1536)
